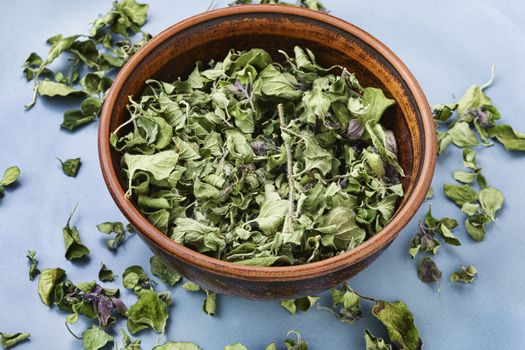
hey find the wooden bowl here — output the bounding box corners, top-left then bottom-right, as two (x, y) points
(98, 5), (436, 300)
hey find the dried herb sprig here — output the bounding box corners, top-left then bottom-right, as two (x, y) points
(316, 283), (421, 349)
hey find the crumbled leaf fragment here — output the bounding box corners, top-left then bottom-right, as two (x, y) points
(62, 206), (90, 260)
(0, 332), (30, 349)
(284, 331), (308, 350)
(123, 265), (153, 293)
(26, 250), (40, 281)
(417, 257), (442, 286)
(0, 166), (20, 187)
(280, 296), (319, 314)
(98, 263), (114, 282)
(97, 221), (133, 251)
(182, 281), (201, 292)
(58, 157), (81, 177)
(319, 283), (361, 323)
(127, 290), (169, 334)
(150, 255), (181, 286)
(424, 187), (433, 200)
(203, 291), (217, 316)
(38, 268), (66, 306)
(82, 325), (114, 350)
(487, 124), (525, 151)
(364, 329), (392, 350)
(119, 329), (142, 350)
(372, 301), (422, 350)
(450, 265), (478, 283)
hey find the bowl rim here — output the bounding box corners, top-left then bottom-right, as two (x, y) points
(98, 4), (436, 282)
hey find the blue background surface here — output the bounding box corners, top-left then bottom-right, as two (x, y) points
(1, 0), (524, 349)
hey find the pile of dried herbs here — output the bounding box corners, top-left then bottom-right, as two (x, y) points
(111, 46), (404, 266)
(410, 67), (525, 288)
(23, 0), (151, 131)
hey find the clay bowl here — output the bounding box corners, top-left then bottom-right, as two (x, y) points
(99, 5), (436, 300)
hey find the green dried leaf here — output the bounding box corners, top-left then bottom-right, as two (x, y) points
(123, 265), (152, 293)
(117, 0), (149, 26)
(38, 268), (65, 306)
(150, 256), (181, 286)
(96, 221), (133, 251)
(359, 87), (395, 124)
(61, 109), (97, 131)
(465, 218), (486, 241)
(478, 187), (504, 221)
(487, 124), (525, 151)
(452, 170), (476, 184)
(58, 157), (81, 177)
(432, 103), (457, 122)
(203, 291), (217, 316)
(127, 290), (169, 334)
(424, 186), (433, 200)
(0, 332), (30, 349)
(372, 301), (422, 350)
(283, 331), (309, 350)
(447, 122), (479, 148)
(299, 0), (327, 11)
(26, 250), (40, 281)
(98, 263), (114, 282)
(123, 150), (179, 196)
(364, 329), (392, 350)
(319, 283), (362, 323)
(119, 329), (142, 350)
(0, 166), (20, 187)
(82, 326), (114, 350)
(417, 257), (442, 285)
(280, 296), (319, 314)
(62, 206), (90, 260)
(252, 184), (288, 235)
(443, 184), (478, 208)
(182, 281), (200, 292)
(450, 265), (478, 283)
(37, 80), (85, 98)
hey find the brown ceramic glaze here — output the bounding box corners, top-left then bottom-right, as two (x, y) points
(98, 5), (436, 300)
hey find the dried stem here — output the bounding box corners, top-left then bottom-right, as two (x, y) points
(353, 290), (380, 303)
(64, 321), (82, 340)
(480, 64), (496, 91)
(278, 103), (295, 226)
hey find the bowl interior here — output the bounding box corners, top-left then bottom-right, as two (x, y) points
(108, 10), (424, 206)
(102, 7), (433, 288)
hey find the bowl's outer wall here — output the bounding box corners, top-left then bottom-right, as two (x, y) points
(143, 232), (388, 299)
(100, 6), (435, 299)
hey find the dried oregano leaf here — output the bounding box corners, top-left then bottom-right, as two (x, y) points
(62, 206), (90, 260)
(417, 257), (442, 286)
(0, 332), (31, 349)
(450, 265), (478, 283)
(372, 301), (422, 350)
(57, 157), (81, 177)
